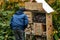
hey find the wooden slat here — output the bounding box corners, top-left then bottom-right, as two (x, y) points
(46, 13), (53, 40)
(24, 11), (32, 23)
(25, 2), (43, 11)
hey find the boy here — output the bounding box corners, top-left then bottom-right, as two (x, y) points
(10, 8), (28, 40)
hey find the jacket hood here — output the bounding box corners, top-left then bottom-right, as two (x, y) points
(19, 7), (25, 11)
(15, 8), (25, 15)
(15, 10), (24, 15)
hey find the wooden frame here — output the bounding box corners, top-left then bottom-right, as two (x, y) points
(25, 2), (53, 40)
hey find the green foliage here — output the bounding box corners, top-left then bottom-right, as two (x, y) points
(54, 33), (59, 40)
(44, 0), (60, 40)
(0, 1), (19, 40)
(0, 10), (15, 40)
(46, 0), (60, 39)
(0, 0), (60, 40)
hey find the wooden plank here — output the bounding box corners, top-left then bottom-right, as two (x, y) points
(25, 2), (43, 11)
(46, 13), (53, 40)
(24, 11), (32, 23)
(33, 23), (43, 35)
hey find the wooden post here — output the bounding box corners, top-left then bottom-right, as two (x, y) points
(46, 13), (53, 40)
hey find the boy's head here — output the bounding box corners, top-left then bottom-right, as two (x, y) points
(15, 7), (25, 15)
(19, 7), (25, 12)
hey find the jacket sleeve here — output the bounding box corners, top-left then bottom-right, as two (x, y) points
(24, 15), (29, 28)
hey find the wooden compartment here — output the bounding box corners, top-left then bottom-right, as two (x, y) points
(33, 23), (43, 35)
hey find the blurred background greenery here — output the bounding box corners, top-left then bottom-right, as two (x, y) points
(0, 0), (60, 40)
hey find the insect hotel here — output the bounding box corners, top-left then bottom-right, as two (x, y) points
(0, 0), (54, 40)
(24, 2), (54, 40)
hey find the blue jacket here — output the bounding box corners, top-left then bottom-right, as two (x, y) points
(10, 10), (28, 30)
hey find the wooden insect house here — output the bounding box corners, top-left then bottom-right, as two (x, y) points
(24, 2), (54, 40)
(0, 0), (54, 40)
